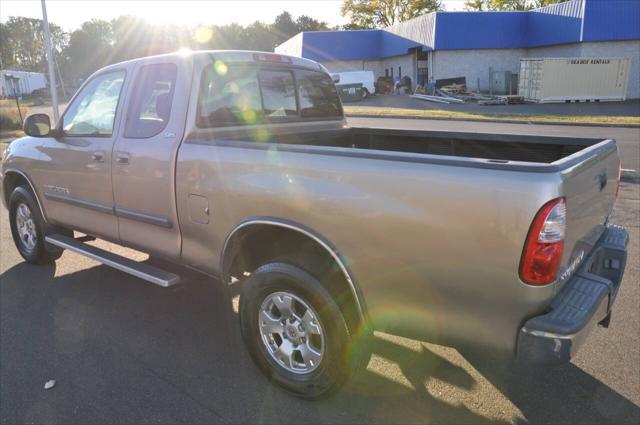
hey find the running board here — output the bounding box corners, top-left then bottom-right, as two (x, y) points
(45, 234), (180, 287)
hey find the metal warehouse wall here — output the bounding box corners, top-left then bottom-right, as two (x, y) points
(386, 13), (436, 50)
(582, 0), (640, 42)
(432, 49), (526, 92)
(525, 0), (583, 47)
(301, 30), (382, 62)
(434, 12), (528, 50)
(275, 32), (303, 57)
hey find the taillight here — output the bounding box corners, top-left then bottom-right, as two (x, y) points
(615, 159), (622, 201)
(519, 197), (566, 286)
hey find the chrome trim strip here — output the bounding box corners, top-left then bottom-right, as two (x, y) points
(44, 191), (114, 215)
(115, 207), (172, 228)
(4, 168), (48, 223)
(45, 235), (180, 287)
(220, 218), (369, 328)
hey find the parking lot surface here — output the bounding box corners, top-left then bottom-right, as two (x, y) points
(1, 119), (639, 424)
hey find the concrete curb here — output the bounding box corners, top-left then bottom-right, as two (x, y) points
(345, 113), (640, 128)
(621, 169), (640, 183)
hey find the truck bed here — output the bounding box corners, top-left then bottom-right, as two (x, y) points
(207, 125), (602, 165)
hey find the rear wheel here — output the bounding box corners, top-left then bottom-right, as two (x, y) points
(9, 186), (64, 264)
(240, 262), (363, 399)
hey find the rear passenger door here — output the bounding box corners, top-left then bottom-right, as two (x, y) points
(111, 57), (191, 259)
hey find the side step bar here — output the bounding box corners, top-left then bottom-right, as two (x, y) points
(45, 234), (180, 287)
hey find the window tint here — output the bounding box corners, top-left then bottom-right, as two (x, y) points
(63, 71), (125, 136)
(197, 65), (263, 127)
(125, 63), (177, 138)
(297, 70), (342, 119)
(196, 64), (343, 128)
(258, 70), (297, 119)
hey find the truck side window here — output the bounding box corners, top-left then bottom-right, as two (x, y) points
(257, 70), (297, 120)
(197, 65), (263, 127)
(297, 70), (342, 118)
(124, 63), (177, 139)
(62, 71), (125, 137)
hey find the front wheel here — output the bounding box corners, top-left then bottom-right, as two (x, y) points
(9, 186), (63, 264)
(239, 262), (358, 399)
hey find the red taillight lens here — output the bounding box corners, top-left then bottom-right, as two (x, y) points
(519, 197), (566, 286)
(615, 159), (622, 201)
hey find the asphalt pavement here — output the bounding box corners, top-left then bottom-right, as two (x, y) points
(1, 118), (639, 424)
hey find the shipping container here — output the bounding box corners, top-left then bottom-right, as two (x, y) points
(518, 57), (630, 103)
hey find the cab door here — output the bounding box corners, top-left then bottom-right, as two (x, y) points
(111, 57), (190, 259)
(38, 69), (127, 240)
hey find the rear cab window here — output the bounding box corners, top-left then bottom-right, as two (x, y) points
(196, 63), (342, 128)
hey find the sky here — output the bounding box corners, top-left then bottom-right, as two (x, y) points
(0, 0), (465, 31)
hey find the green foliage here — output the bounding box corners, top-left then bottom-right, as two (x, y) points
(1, 12), (330, 82)
(0, 17), (66, 72)
(464, 0), (568, 11)
(341, 0), (442, 29)
(0, 104), (29, 130)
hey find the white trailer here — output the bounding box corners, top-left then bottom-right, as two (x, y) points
(0, 70), (47, 98)
(518, 58), (630, 103)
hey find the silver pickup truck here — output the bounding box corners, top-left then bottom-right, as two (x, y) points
(1, 51), (628, 399)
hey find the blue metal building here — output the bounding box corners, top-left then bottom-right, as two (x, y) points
(276, 0), (640, 97)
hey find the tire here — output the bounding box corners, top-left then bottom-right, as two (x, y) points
(9, 185), (64, 264)
(240, 262), (362, 399)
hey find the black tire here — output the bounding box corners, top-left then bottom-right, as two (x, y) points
(9, 185), (64, 264)
(240, 262), (363, 399)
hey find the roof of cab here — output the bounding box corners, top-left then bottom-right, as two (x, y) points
(98, 49), (326, 74)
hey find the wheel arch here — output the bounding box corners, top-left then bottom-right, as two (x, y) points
(2, 168), (47, 222)
(220, 217), (370, 332)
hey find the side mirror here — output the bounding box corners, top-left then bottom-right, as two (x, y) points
(23, 113), (56, 137)
(331, 74), (340, 84)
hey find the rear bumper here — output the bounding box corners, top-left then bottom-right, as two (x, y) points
(516, 225), (628, 365)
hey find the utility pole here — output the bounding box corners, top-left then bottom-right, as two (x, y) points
(41, 0), (59, 123)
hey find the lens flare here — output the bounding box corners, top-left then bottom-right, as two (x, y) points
(194, 26), (213, 44)
(214, 60), (228, 76)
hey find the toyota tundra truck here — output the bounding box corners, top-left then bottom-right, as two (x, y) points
(1, 51), (628, 399)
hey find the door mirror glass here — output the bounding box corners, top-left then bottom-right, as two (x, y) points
(23, 113), (51, 137)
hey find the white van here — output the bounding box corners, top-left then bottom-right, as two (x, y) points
(330, 71), (375, 97)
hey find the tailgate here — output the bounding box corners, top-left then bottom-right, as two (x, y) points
(556, 140), (620, 290)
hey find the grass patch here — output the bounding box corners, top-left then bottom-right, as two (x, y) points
(344, 106), (640, 125)
(0, 130), (24, 145)
(0, 100), (30, 130)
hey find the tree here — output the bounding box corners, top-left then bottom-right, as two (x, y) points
(295, 15), (330, 32)
(271, 12), (299, 44)
(464, 0), (568, 11)
(0, 17), (66, 72)
(63, 19), (112, 79)
(341, 0), (442, 29)
(464, 0), (486, 10)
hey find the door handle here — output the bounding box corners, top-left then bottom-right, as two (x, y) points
(91, 151), (104, 162)
(115, 153), (130, 165)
